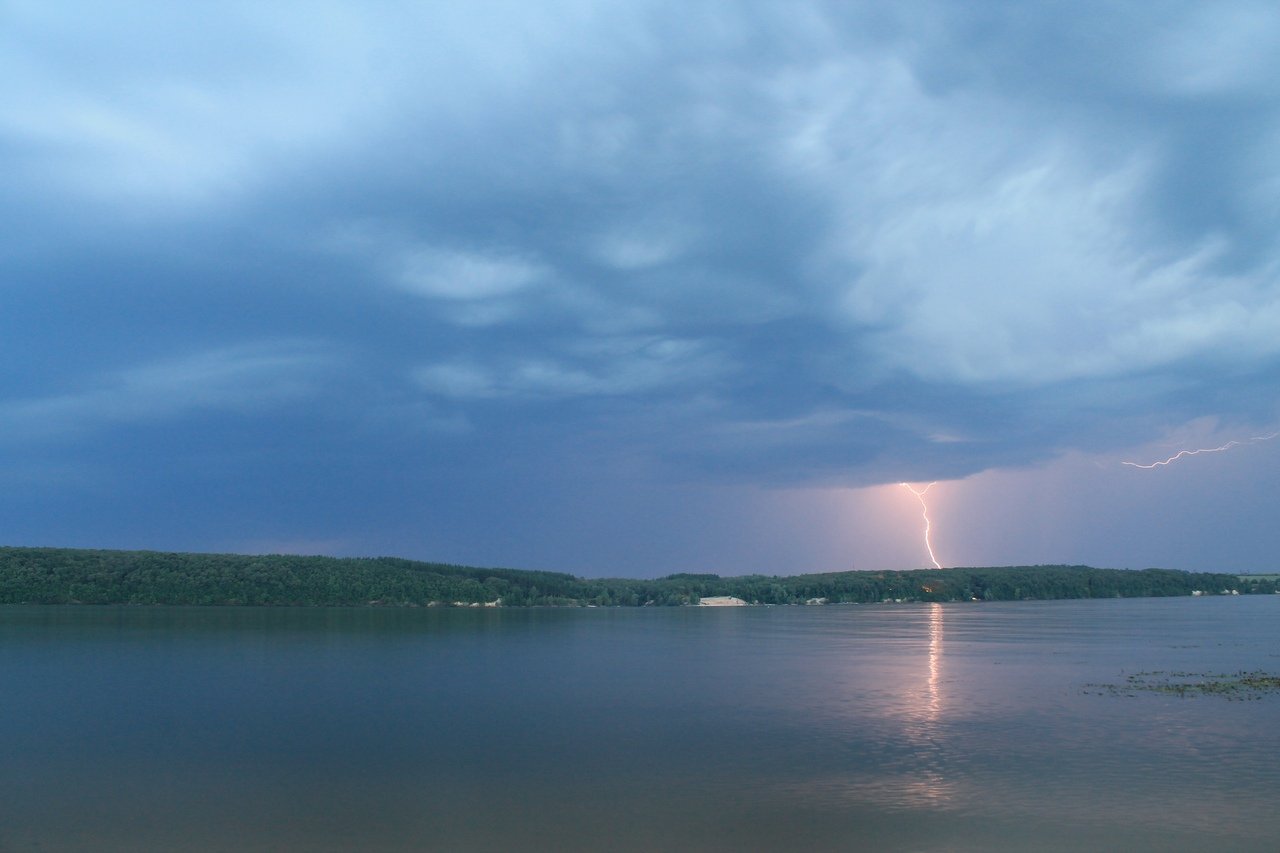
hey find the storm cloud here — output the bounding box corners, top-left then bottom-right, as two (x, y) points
(4, 1), (1279, 574)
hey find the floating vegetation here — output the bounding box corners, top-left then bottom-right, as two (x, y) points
(1083, 670), (1280, 701)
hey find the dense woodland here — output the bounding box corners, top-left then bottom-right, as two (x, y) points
(0, 547), (1271, 607)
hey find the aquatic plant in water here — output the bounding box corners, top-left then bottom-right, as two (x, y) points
(1083, 670), (1280, 700)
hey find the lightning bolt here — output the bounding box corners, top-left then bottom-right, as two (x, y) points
(901, 482), (942, 569)
(1122, 430), (1280, 469)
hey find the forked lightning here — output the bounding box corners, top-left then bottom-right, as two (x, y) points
(900, 482), (942, 570)
(1122, 431), (1280, 469)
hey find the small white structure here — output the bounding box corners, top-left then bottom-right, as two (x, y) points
(697, 596), (748, 607)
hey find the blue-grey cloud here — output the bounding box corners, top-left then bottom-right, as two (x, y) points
(1, 341), (337, 443)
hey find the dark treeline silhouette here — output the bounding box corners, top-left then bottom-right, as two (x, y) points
(0, 546), (1269, 607)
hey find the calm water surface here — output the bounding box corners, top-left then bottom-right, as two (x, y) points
(2, 596), (1278, 851)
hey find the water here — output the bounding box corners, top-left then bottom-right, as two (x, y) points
(2, 597), (1278, 852)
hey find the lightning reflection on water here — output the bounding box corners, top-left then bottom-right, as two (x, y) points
(927, 602), (943, 722)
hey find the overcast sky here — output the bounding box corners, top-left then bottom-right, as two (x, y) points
(4, 1), (1280, 576)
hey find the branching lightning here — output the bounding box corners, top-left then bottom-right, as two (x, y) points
(900, 482), (942, 569)
(1122, 430), (1280, 469)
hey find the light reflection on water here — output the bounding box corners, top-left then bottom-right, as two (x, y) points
(2, 597), (1279, 852)
(765, 598), (1280, 848)
(928, 601), (943, 722)
(774, 602), (957, 814)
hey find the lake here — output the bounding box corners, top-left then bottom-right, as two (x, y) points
(2, 596), (1278, 851)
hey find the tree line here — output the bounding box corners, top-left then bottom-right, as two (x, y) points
(0, 546), (1268, 607)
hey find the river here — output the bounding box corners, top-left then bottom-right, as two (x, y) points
(2, 596), (1277, 851)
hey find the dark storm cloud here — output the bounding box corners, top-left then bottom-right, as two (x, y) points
(3, 1), (1279, 571)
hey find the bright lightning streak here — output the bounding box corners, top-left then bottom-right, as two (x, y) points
(900, 482), (942, 569)
(1122, 430), (1280, 469)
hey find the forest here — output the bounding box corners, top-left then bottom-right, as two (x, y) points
(0, 546), (1270, 607)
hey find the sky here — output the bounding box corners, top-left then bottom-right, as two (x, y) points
(4, 1), (1280, 577)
